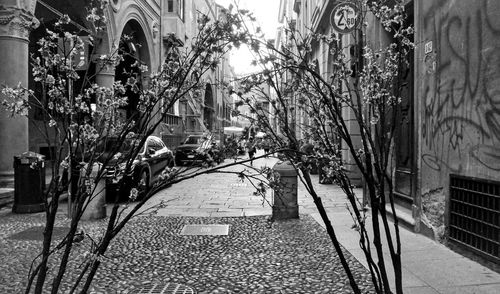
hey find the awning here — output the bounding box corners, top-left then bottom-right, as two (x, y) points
(223, 126), (244, 135)
(255, 131), (267, 138)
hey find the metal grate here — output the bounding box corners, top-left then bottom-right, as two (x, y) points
(134, 283), (195, 294)
(180, 224), (229, 236)
(449, 175), (499, 264)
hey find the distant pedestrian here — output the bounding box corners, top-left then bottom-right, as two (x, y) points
(246, 138), (256, 165)
(300, 139), (314, 155)
(262, 137), (271, 157)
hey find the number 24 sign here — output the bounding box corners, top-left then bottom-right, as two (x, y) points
(330, 2), (360, 34)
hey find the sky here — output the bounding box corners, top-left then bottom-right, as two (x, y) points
(214, 0), (281, 75)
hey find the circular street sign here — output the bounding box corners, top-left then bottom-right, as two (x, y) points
(330, 2), (360, 34)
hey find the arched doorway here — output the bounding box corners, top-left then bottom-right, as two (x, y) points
(203, 83), (214, 131)
(114, 19), (151, 130)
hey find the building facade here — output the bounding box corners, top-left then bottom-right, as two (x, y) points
(365, 0), (500, 267)
(277, 0), (363, 185)
(0, 0), (232, 180)
(281, 0), (499, 267)
(416, 0), (500, 267)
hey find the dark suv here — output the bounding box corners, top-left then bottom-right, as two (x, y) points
(175, 135), (223, 166)
(104, 135), (174, 200)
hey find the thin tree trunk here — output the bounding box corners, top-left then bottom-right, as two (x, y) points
(50, 214), (81, 293)
(301, 172), (361, 294)
(32, 195), (59, 293)
(370, 200), (392, 293)
(339, 175), (383, 293)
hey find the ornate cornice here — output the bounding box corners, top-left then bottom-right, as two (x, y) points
(0, 6), (39, 40)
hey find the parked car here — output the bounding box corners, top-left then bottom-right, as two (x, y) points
(175, 135), (223, 166)
(103, 135), (174, 200)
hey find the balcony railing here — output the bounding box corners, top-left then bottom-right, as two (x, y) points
(164, 113), (181, 125)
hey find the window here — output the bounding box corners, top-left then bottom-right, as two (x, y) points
(154, 138), (166, 150)
(39, 146), (56, 161)
(177, 0), (184, 21)
(166, 0), (184, 20)
(184, 136), (204, 145)
(147, 138), (165, 151)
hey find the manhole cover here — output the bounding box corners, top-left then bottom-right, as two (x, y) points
(134, 282), (195, 294)
(8, 226), (70, 241)
(180, 224), (229, 236)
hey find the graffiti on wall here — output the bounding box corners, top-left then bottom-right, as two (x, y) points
(422, 0), (500, 172)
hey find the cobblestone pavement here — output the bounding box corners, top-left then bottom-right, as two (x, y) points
(0, 213), (373, 293)
(0, 151), (373, 293)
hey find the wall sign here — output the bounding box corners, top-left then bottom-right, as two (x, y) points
(424, 41), (433, 54)
(330, 2), (360, 34)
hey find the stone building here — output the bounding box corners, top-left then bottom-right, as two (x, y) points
(414, 0), (499, 268)
(171, 1), (233, 140)
(0, 0), (232, 179)
(363, 0), (500, 268)
(279, 0), (499, 267)
(276, 0), (363, 185)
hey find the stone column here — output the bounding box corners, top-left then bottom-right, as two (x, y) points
(93, 33), (120, 114)
(0, 3), (38, 180)
(95, 58), (115, 88)
(92, 30), (115, 85)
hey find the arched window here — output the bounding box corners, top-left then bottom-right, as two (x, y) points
(203, 84), (214, 130)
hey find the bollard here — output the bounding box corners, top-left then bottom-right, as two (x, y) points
(80, 163), (106, 220)
(272, 160), (299, 219)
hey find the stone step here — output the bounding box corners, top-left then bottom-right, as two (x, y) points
(0, 188), (14, 209)
(0, 176), (14, 188)
(385, 203), (437, 240)
(385, 203), (415, 230)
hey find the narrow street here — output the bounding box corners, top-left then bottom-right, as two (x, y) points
(143, 150), (352, 218)
(1, 0), (499, 293)
(0, 152), (375, 293)
(1, 151), (498, 293)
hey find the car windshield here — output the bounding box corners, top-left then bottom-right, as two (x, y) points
(184, 136), (204, 145)
(99, 138), (139, 154)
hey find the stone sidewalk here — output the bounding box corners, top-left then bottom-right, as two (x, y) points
(143, 152), (347, 218)
(146, 151), (500, 294)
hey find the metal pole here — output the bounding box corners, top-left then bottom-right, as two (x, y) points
(67, 40), (74, 218)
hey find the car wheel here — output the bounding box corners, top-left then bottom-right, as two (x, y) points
(138, 170), (150, 198)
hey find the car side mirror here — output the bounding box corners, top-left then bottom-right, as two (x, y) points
(147, 147), (155, 156)
(179, 142), (184, 145)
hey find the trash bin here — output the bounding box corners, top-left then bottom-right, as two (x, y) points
(272, 160), (299, 220)
(12, 152), (46, 213)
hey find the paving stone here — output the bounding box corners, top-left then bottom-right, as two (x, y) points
(210, 211), (244, 217)
(242, 209), (271, 217)
(217, 208), (243, 212)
